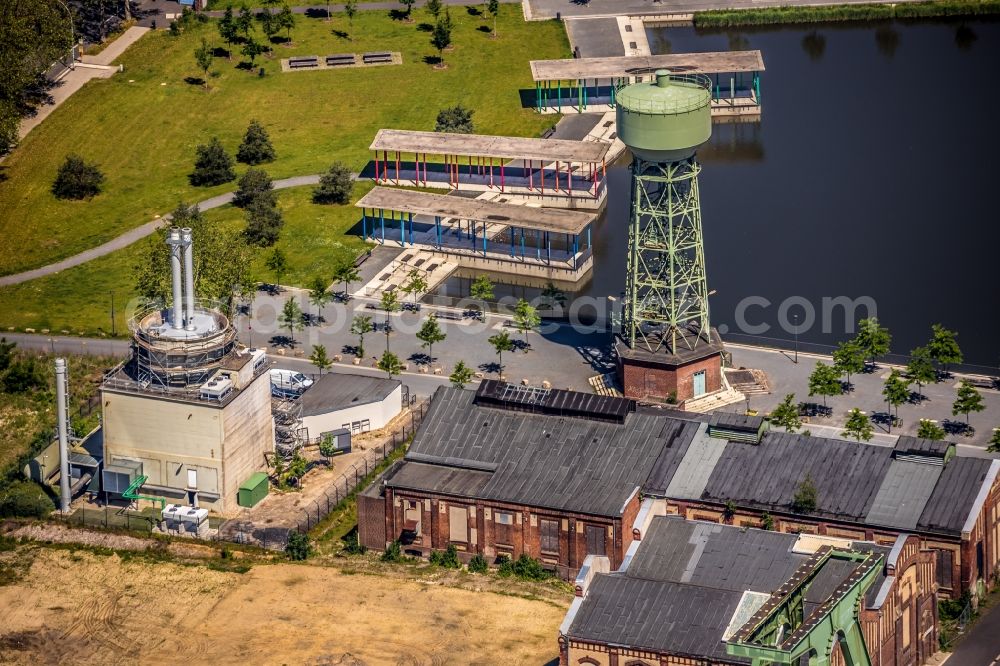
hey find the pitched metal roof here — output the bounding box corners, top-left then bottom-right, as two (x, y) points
(864, 460), (943, 530)
(529, 51), (766, 82)
(369, 129), (610, 163)
(298, 373), (400, 417)
(662, 423), (730, 500)
(396, 387), (683, 516)
(917, 456), (995, 534)
(475, 379), (635, 423)
(385, 462), (492, 498)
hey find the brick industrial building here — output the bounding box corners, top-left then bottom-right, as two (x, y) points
(359, 384), (1000, 601)
(560, 516), (939, 666)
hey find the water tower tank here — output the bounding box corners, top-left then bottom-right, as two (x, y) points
(615, 70), (712, 163)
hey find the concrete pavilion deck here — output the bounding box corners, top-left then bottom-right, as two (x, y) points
(529, 51), (765, 119)
(369, 129), (611, 210)
(355, 186), (597, 282)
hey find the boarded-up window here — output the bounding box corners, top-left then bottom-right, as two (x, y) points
(936, 549), (954, 590)
(585, 525), (606, 557)
(449, 505), (468, 543)
(540, 519), (559, 555)
(495, 511), (514, 545)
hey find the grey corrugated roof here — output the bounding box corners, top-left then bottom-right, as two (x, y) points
(640, 419), (703, 494)
(298, 374), (400, 417)
(894, 435), (952, 459)
(918, 456), (994, 534)
(865, 460), (943, 530)
(663, 424), (731, 500)
(402, 387), (680, 516)
(699, 432), (893, 523)
(385, 462), (492, 498)
(567, 575), (747, 663)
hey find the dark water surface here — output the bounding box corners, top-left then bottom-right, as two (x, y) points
(439, 19), (1000, 368)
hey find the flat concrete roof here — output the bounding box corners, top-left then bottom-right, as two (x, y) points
(369, 129), (610, 163)
(530, 50), (766, 81)
(356, 186), (596, 234)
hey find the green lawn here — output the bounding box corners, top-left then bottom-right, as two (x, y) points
(0, 184), (372, 335)
(0, 6), (566, 277)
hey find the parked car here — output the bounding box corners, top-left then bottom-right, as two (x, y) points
(270, 369), (313, 397)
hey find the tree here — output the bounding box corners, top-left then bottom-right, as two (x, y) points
(513, 298), (540, 345)
(917, 419), (946, 441)
(854, 316), (891, 365)
(380, 290), (399, 350)
(344, 0), (357, 35)
(307, 275), (332, 318)
(232, 167), (275, 208)
(807, 361), (841, 407)
(450, 360), (474, 389)
(277, 4), (295, 42)
(236, 6), (255, 37)
(351, 314), (373, 358)
(319, 433), (337, 461)
(882, 370), (909, 432)
(310, 344), (332, 375)
(312, 161), (353, 204)
(952, 381), (985, 424)
(244, 197), (284, 247)
(832, 340), (864, 386)
(769, 394), (801, 433)
(426, 0), (442, 19)
(927, 324), (963, 375)
(241, 36), (265, 67)
(378, 350), (403, 378)
(842, 408), (873, 442)
(488, 330), (514, 379)
(399, 0), (416, 18)
(431, 16), (452, 65)
(194, 37), (213, 87)
(265, 248), (288, 286)
(416, 314), (446, 364)
(987, 428), (1000, 453)
(279, 298), (303, 342)
(435, 105), (474, 133)
(539, 282), (567, 313)
(487, 0), (499, 38)
(218, 7), (239, 59)
(469, 274), (493, 314)
(189, 137), (235, 187)
(286, 531), (312, 560)
(132, 202), (253, 311)
(257, 10), (279, 47)
(237, 119), (276, 165)
(791, 474), (818, 513)
(332, 261), (360, 299)
(401, 270), (428, 305)
(906, 346), (936, 398)
(52, 154), (104, 199)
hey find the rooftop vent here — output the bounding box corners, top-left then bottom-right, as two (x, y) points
(892, 436), (955, 465)
(708, 412), (767, 444)
(473, 380), (635, 424)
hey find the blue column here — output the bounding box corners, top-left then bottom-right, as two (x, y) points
(483, 225), (487, 255)
(399, 211), (405, 246)
(510, 228), (515, 257)
(520, 228), (525, 259)
(536, 231), (541, 261)
(471, 221), (476, 250)
(546, 232), (551, 264)
(379, 208), (385, 243)
(408, 212), (413, 246)
(586, 225), (591, 249)
(362, 208), (367, 240)
(435, 216), (441, 248)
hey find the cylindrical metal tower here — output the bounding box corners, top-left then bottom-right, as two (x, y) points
(616, 70), (714, 355)
(55, 358), (70, 513)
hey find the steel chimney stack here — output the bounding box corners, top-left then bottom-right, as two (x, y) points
(55, 358), (70, 514)
(167, 227), (184, 329)
(181, 227), (195, 330)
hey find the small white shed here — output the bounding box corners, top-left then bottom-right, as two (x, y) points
(299, 374), (402, 439)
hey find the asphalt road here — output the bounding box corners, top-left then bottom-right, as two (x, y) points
(949, 599), (1000, 665)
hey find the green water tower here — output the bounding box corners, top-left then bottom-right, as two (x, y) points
(615, 70), (724, 403)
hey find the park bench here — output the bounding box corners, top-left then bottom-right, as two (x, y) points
(362, 51), (393, 64)
(326, 53), (356, 67)
(353, 249), (371, 268)
(288, 56), (319, 69)
(435, 311), (463, 321)
(965, 377), (995, 390)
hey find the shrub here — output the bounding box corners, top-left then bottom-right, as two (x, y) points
(285, 531), (312, 560)
(468, 553), (488, 574)
(243, 198), (284, 247)
(232, 167), (275, 208)
(0, 481), (54, 518)
(434, 105), (474, 134)
(52, 154), (105, 200)
(497, 554), (549, 581)
(342, 529), (367, 555)
(429, 544), (461, 569)
(312, 162), (353, 205)
(497, 554), (513, 576)
(792, 474), (818, 513)
(236, 119), (276, 165)
(381, 539), (402, 562)
(189, 137), (235, 187)
(2, 357), (46, 394)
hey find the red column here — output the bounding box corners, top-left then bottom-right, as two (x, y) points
(555, 161), (560, 192)
(500, 162), (505, 192)
(395, 151), (400, 186)
(489, 157), (494, 188)
(374, 153), (380, 182)
(528, 160), (533, 190)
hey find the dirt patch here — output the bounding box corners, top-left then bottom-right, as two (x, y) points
(0, 546), (566, 665)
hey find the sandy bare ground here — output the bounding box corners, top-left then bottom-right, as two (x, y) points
(0, 546), (566, 666)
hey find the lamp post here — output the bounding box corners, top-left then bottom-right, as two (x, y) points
(53, 0), (76, 71)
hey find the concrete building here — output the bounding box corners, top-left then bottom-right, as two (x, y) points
(298, 373), (402, 439)
(359, 385), (1000, 600)
(560, 516), (938, 666)
(100, 228), (274, 515)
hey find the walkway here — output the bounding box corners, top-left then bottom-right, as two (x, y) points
(525, 0), (942, 20)
(201, 0), (521, 19)
(0, 174), (319, 287)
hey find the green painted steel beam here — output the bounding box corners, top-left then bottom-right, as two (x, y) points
(122, 474), (165, 518)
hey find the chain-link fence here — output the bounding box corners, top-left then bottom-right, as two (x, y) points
(62, 505), (157, 533)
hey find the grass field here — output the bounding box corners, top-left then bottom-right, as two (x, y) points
(0, 5), (565, 278)
(0, 184), (371, 335)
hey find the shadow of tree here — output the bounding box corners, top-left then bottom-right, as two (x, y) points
(409, 352), (431, 366)
(479, 361), (500, 376)
(417, 22), (434, 32)
(466, 5), (482, 15)
(270, 335), (296, 349)
(422, 55), (443, 65)
(332, 29), (349, 39)
(183, 76), (206, 86)
(943, 419), (974, 436)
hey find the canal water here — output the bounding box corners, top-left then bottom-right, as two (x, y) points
(437, 18), (1000, 369)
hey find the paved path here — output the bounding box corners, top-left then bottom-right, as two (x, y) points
(0, 174), (319, 287)
(202, 0), (521, 19)
(948, 596), (1000, 665)
(525, 0), (937, 20)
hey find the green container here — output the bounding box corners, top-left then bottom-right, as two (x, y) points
(616, 70), (712, 163)
(238, 472), (269, 508)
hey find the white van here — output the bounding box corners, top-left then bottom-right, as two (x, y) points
(270, 369), (314, 397)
